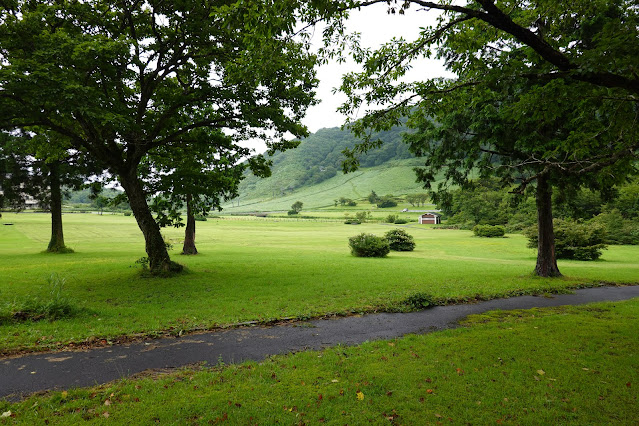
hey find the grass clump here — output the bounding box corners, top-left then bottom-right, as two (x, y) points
(0, 274), (80, 324)
(401, 292), (435, 310)
(348, 233), (390, 257)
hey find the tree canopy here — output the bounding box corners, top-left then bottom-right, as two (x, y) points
(314, 0), (639, 276)
(0, 1), (319, 273)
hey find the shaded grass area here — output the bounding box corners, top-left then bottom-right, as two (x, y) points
(1, 213), (638, 354)
(1, 299), (637, 423)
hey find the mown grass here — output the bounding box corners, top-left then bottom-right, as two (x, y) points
(1, 299), (637, 424)
(1, 212), (638, 354)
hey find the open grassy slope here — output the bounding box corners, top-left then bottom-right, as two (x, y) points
(1, 212), (638, 354)
(223, 158), (427, 212)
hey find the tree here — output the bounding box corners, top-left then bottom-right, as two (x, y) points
(314, 0), (638, 277)
(0, 131), (96, 252)
(367, 191), (380, 204)
(291, 201), (304, 214)
(146, 129), (256, 255)
(0, 1), (318, 274)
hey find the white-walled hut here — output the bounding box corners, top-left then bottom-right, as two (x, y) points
(418, 212), (441, 224)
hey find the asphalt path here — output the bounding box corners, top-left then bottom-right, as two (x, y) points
(2, 285), (639, 401)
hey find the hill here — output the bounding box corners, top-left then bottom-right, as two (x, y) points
(225, 125), (425, 211)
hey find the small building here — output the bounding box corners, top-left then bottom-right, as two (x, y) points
(418, 213), (441, 225)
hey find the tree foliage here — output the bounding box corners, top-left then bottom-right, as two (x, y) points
(0, 1), (319, 273)
(314, 0), (639, 277)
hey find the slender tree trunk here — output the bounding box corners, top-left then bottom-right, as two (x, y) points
(119, 167), (183, 274)
(47, 161), (67, 253)
(534, 174), (561, 277)
(182, 193), (198, 255)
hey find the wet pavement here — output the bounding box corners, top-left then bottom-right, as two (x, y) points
(2, 285), (638, 400)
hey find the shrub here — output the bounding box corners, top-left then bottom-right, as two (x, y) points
(385, 228), (416, 251)
(194, 214), (207, 221)
(355, 211), (371, 222)
(287, 210), (298, 215)
(433, 225), (460, 230)
(385, 214), (397, 223)
(346, 200), (357, 206)
(590, 209), (639, 245)
(473, 224), (506, 238)
(377, 197), (398, 208)
(348, 233), (390, 257)
(393, 218), (408, 224)
(123, 211), (132, 216)
(402, 292), (435, 310)
(524, 219), (607, 260)
(344, 220), (361, 225)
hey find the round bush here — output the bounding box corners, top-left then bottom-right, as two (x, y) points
(525, 219), (607, 260)
(348, 233), (390, 257)
(473, 224), (505, 237)
(384, 228), (416, 251)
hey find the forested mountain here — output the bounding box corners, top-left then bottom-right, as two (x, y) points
(238, 125), (413, 200)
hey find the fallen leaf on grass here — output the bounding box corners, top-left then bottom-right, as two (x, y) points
(1, 411), (11, 418)
(102, 412), (109, 418)
(356, 391), (364, 401)
(104, 399), (111, 406)
(537, 370), (545, 376)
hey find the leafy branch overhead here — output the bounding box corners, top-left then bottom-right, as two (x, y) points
(308, 0), (638, 277)
(0, 1), (320, 273)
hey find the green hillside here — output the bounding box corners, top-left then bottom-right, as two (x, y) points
(225, 125), (428, 212)
(222, 158), (427, 212)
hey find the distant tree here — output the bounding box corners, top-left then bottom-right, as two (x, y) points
(377, 196), (397, 208)
(291, 201), (304, 214)
(367, 191), (380, 204)
(92, 195), (109, 216)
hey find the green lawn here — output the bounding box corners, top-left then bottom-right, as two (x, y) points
(1, 212), (638, 354)
(2, 299), (637, 424)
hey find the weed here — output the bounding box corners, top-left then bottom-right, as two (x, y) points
(402, 292), (435, 310)
(0, 274), (80, 324)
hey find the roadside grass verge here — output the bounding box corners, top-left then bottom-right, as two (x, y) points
(1, 299), (637, 424)
(1, 213), (638, 354)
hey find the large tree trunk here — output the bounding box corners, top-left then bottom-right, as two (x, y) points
(47, 161), (68, 253)
(182, 193), (198, 255)
(119, 168), (183, 275)
(534, 174), (561, 277)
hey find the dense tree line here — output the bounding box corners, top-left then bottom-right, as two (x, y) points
(441, 178), (639, 245)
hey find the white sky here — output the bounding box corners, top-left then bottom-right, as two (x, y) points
(244, 4), (455, 154)
(303, 3), (453, 133)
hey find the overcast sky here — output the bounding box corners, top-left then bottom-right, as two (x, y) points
(302, 3), (454, 133)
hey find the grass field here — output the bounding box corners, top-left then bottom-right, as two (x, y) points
(1, 299), (637, 423)
(1, 212), (638, 355)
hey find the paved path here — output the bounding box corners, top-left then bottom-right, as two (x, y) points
(2, 285), (639, 400)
